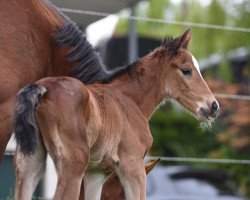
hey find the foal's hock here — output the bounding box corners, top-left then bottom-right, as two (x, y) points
(13, 29), (219, 200)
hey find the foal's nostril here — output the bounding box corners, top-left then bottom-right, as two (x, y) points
(211, 101), (218, 111)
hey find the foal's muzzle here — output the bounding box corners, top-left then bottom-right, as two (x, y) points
(199, 101), (220, 120)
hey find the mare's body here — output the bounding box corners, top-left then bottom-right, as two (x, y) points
(0, 0), (105, 160)
(0, 0), (67, 160)
(13, 30), (220, 200)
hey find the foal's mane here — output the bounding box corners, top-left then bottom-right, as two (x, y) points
(54, 22), (135, 84)
(161, 35), (182, 57)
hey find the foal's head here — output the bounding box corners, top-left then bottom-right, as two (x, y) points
(157, 29), (219, 125)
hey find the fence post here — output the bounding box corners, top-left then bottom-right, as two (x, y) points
(128, 3), (138, 63)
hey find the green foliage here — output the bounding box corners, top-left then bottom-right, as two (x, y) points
(150, 102), (219, 159)
(115, 18), (129, 35)
(218, 58), (233, 83)
(147, 0), (166, 19)
(115, 0), (250, 58)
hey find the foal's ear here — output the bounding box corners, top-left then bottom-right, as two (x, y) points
(178, 29), (192, 50)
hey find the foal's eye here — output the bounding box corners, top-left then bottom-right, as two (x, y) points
(181, 68), (192, 76)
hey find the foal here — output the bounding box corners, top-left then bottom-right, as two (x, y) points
(13, 29), (219, 200)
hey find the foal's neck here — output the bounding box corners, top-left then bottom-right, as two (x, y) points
(112, 55), (166, 120)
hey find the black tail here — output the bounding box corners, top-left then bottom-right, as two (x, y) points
(14, 84), (47, 155)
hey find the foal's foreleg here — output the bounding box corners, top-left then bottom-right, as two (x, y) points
(115, 159), (146, 200)
(14, 142), (46, 200)
(84, 170), (107, 200)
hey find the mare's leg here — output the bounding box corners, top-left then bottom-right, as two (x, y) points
(115, 158), (146, 200)
(0, 99), (15, 161)
(0, 117), (11, 161)
(14, 139), (46, 200)
(84, 170), (107, 200)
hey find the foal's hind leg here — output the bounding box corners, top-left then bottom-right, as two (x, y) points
(52, 147), (89, 200)
(47, 131), (89, 200)
(14, 140), (46, 200)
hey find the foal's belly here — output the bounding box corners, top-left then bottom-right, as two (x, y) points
(88, 137), (120, 172)
(85, 88), (128, 172)
(86, 125), (123, 172)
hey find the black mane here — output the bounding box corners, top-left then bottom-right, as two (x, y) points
(54, 22), (134, 84)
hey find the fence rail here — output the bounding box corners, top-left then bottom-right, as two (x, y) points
(5, 151), (250, 165)
(59, 8), (250, 33)
(146, 156), (250, 165)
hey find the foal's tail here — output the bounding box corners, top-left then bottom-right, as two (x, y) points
(14, 84), (47, 155)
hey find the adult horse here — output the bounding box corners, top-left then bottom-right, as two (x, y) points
(0, 0), (103, 161)
(13, 29), (219, 200)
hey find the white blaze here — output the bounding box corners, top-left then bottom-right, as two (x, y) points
(190, 53), (201, 76)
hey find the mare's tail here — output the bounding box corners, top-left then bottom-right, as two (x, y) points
(14, 84), (47, 155)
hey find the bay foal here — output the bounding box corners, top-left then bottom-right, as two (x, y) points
(13, 29), (219, 200)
